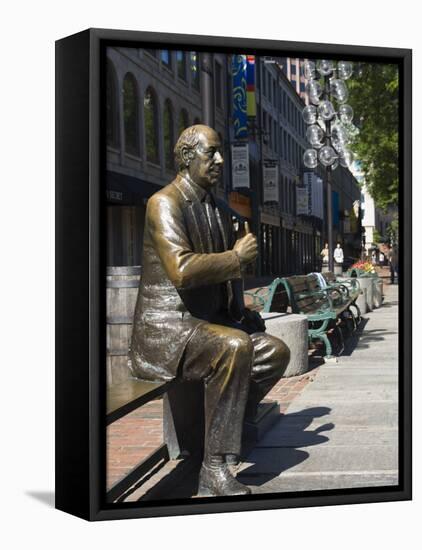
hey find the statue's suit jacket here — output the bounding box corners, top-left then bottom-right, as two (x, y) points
(129, 174), (245, 382)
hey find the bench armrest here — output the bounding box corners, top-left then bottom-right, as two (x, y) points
(244, 287), (269, 308)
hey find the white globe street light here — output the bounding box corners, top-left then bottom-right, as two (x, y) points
(303, 148), (318, 168)
(302, 104), (318, 124)
(301, 59), (357, 272)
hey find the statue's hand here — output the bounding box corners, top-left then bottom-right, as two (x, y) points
(241, 308), (266, 332)
(233, 222), (258, 266)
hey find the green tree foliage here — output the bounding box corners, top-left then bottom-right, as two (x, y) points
(348, 63), (399, 210)
(372, 229), (382, 243)
(387, 214), (399, 245)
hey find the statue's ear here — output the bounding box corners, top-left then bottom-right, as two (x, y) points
(181, 146), (192, 167)
(181, 146), (195, 167)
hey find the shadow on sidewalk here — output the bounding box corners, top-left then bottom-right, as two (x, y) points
(237, 406), (334, 488)
(341, 321), (397, 355)
(139, 407), (334, 500)
(379, 300), (399, 308)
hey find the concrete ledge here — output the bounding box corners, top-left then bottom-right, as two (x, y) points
(262, 312), (309, 377)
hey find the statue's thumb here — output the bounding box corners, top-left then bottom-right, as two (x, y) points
(244, 221), (251, 235)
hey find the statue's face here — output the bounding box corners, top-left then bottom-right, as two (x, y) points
(187, 129), (223, 190)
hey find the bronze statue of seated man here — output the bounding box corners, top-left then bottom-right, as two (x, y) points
(130, 125), (290, 497)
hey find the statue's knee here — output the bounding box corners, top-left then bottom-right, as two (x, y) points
(272, 339), (290, 371)
(280, 341), (291, 368)
(229, 332), (253, 359)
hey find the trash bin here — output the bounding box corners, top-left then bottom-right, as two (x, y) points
(373, 277), (383, 308)
(357, 276), (374, 311)
(106, 265), (141, 386)
(356, 287), (368, 315)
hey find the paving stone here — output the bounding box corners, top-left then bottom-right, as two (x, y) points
(239, 444), (398, 475)
(245, 472), (399, 493)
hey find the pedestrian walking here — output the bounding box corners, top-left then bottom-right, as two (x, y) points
(321, 243), (329, 270)
(334, 243), (344, 265)
(371, 250), (377, 265)
(387, 244), (398, 284)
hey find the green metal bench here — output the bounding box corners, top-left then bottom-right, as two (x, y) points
(245, 275), (359, 360)
(319, 271), (362, 326)
(282, 274), (360, 359)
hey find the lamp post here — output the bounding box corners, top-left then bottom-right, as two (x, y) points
(302, 59), (355, 272)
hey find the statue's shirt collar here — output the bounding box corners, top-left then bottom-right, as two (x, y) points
(179, 174), (214, 204)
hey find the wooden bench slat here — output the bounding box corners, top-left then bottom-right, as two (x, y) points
(107, 378), (171, 424)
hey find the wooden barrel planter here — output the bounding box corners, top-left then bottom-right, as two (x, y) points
(106, 266), (141, 386)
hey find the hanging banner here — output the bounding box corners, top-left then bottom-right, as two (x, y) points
(350, 205), (358, 233)
(232, 55), (248, 138)
(231, 143), (250, 189)
(246, 55), (256, 117)
(296, 187), (309, 215)
(311, 176), (324, 220)
(263, 161), (279, 202)
(303, 172), (323, 219)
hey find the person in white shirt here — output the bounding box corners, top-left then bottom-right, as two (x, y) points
(334, 243), (344, 265)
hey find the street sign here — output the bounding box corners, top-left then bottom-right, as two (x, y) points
(231, 143), (250, 189)
(263, 161), (279, 202)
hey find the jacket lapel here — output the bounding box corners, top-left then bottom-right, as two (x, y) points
(174, 176), (213, 253)
(215, 207), (229, 251)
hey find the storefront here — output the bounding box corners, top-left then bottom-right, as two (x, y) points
(260, 211), (281, 276)
(106, 171), (162, 267)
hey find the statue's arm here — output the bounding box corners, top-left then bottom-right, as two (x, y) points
(147, 194), (242, 290)
(226, 218), (264, 327)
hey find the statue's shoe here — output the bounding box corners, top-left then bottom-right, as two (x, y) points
(197, 463), (251, 497)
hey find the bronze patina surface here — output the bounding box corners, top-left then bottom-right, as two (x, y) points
(130, 125), (290, 496)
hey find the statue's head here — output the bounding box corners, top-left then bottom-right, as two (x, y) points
(174, 125), (223, 190)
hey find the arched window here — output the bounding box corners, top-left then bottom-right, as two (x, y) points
(190, 52), (200, 90)
(123, 73), (139, 156)
(106, 62), (119, 148)
(176, 51), (187, 80)
(160, 50), (172, 70)
(163, 99), (174, 170)
(144, 87), (159, 164)
(178, 109), (189, 136)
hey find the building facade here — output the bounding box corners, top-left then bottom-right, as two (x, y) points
(105, 47), (362, 277)
(106, 47), (230, 266)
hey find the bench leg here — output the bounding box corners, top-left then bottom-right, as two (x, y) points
(350, 302), (361, 325)
(320, 332), (334, 359)
(334, 324), (345, 355)
(163, 380), (204, 461)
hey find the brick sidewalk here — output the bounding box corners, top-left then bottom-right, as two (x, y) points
(106, 365), (320, 490)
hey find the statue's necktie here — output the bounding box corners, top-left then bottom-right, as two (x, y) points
(203, 194), (224, 252)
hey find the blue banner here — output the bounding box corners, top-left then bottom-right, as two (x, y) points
(232, 55), (248, 139)
(246, 55), (256, 117)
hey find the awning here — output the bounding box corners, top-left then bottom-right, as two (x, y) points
(106, 171), (163, 205)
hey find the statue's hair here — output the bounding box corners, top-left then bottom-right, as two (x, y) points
(174, 125), (207, 171)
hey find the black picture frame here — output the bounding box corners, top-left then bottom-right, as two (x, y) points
(55, 28), (412, 521)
